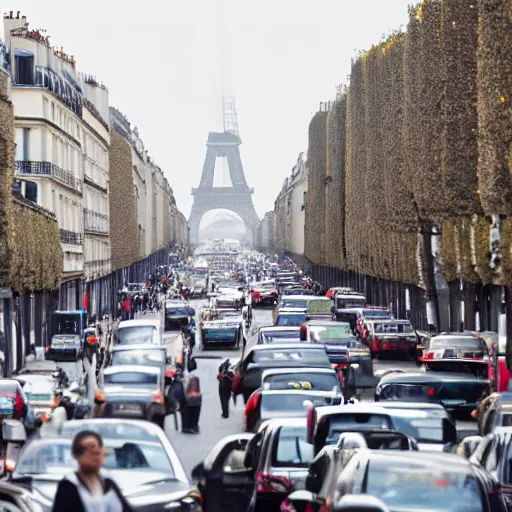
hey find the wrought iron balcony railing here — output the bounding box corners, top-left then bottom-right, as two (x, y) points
(84, 208), (109, 234)
(15, 161), (82, 193)
(60, 229), (84, 245)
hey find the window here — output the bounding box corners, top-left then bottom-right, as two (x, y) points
(15, 52), (34, 85)
(24, 181), (38, 203)
(51, 102), (55, 122)
(43, 97), (49, 118)
(22, 128), (30, 161)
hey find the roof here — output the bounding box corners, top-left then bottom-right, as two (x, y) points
(277, 309), (307, 314)
(357, 450), (476, 470)
(262, 367), (336, 377)
(104, 365), (161, 375)
(251, 343), (326, 352)
(118, 319), (160, 329)
(112, 344), (166, 352)
(377, 401), (447, 411)
(259, 417), (307, 430)
(378, 371), (489, 384)
(316, 403), (389, 420)
(305, 320), (350, 327)
(259, 326), (301, 333)
(432, 333), (480, 341)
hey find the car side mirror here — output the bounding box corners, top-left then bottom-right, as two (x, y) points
(334, 495), (390, 512)
(191, 462), (204, 480)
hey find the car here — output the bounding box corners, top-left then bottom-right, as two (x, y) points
(274, 310), (308, 327)
(251, 281), (278, 306)
(470, 428), (512, 509)
(335, 307), (391, 333)
(261, 367), (342, 393)
(333, 293), (367, 319)
(332, 451), (508, 512)
(245, 388), (343, 433)
(193, 418), (314, 512)
(0, 380), (31, 425)
(420, 333), (490, 378)
(273, 296), (311, 322)
(285, 430), (417, 512)
(477, 392), (512, 436)
(364, 319), (418, 359)
(116, 319), (162, 346)
(232, 344), (332, 403)
(11, 419), (197, 511)
(12, 374), (55, 419)
(279, 288), (316, 297)
(164, 300), (194, 331)
(325, 287), (354, 300)
(199, 314), (244, 350)
(0, 480), (44, 512)
(257, 326), (301, 344)
(102, 365), (167, 427)
(374, 370), (490, 418)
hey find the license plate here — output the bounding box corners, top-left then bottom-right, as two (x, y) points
(116, 404), (140, 412)
(0, 398), (14, 416)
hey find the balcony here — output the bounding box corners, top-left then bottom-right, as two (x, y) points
(84, 208), (109, 235)
(84, 158), (107, 191)
(85, 259), (111, 279)
(60, 229), (84, 245)
(15, 161), (82, 194)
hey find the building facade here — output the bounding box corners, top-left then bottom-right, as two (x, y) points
(4, 13), (111, 310)
(273, 152), (307, 258)
(256, 211), (274, 253)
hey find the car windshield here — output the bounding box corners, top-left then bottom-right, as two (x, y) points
(262, 330), (300, 342)
(117, 326), (156, 345)
(16, 438), (174, 480)
(309, 325), (352, 341)
(254, 349), (328, 365)
(363, 460), (483, 512)
(272, 425), (314, 467)
(53, 317), (79, 335)
(374, 323), (414, 334)
(112, 350), (165, 367)
(280, 299), (308, 308)
(384, 408), (448, 443)
(104, 372), (158, 386)
(261, 393), (332, 415)
(166, 308), (188, 316)
(276, 313), (307, 326)
(61, 421), (161, 441)
(362, 310), (391, 319)
(430, 337), (486, 351)
(263, 372), (340, 392)
(203, 329), (238, 342)
(325, 415), (392, 445)
(337, 297), (367, 308)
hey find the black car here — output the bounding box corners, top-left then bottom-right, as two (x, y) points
(478, 392), (512, 436)
(256, 326), (301, 344)
(193, 418), (314, 512)
(232, 344), (332, 402)
(374, 370), (490, 418)
(165, 301), (194, 331)
(285, 430), (417, 512)
(332, 451), (508, 512)
(102, 365), (167, 428)
(470, 429), (512, 508)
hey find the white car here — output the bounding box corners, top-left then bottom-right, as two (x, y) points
(116, 319), (162, 346)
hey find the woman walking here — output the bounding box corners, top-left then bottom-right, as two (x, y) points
(182, 376), (202, 434)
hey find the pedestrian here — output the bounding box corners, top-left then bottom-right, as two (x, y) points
(182, 376), (202, 434)
(218, 359), (233, 419)
(52, 430), (134, 512)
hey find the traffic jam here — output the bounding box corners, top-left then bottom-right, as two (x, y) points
(0, 244), (508, 512)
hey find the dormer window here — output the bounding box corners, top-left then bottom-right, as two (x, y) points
(14, 48), (34, 85)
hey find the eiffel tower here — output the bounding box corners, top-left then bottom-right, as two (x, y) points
(189, 97), (259, 245)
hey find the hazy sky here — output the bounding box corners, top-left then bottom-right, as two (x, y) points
(2, 1), (411, 219)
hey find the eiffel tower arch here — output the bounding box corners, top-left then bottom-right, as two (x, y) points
(189, 101), (259, 246)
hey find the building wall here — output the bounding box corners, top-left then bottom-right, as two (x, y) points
(109, 129), (138, 270)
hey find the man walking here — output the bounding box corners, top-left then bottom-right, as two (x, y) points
(217, 359), (233, 419)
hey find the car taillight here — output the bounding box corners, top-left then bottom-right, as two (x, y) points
(245, 391), (260, 419)
(45, 346), (50, 353)
(4, 459), (16, 472)
(12, 393), (23, 417)
(253, 291), (261, 298)
(256, 472), (292, 494)
(152, 390), (165, 405)
(424, 351), (434, 360)
(427, 386), (436, 398)
(232, 371), (242, 394)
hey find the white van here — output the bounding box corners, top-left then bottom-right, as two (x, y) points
(116, 319), (162, 346)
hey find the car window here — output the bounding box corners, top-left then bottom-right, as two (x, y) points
(325, 415), (392, 445)
(112, 349), (165, 367)
(362, 460), (484, 512)
(61, 421), (160, 441)
(254, 349), (327, 364)
(380, 384), (434, 401)
(374, 323), (414, 334)
(430, 337), (487, 352)
(262, 331), (301, 343)
(104, 372), (158, 385)
(385, 408), (450, 443)
(276, 314), (307, 326)
(261, 393), (339, 416)
(309, 325), (352, 341)
(272, 425), (314, 467)
(117, 326), (156, 345)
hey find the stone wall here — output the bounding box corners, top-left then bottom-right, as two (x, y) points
(109, 129), (139, 271)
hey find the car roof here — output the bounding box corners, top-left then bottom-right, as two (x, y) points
(378, 371), (488, 383)
(118, 319), (160, 329)
(104, 365), (161, 375)
(305, 321), (350, 327)
(259, 417), (308, 430)
(277, 309), (307, 314)
(357, 450), (477, 470)
(316, 403), (390, 421)
(367, 319), (412, 325)
(431, 334), (480, 341)
(112, 344), (166, 352)
(262, 367), (336, 377)
(377, 401), (447, 411)
(251, 343), (326, 352)
(259, 326), (301, 333)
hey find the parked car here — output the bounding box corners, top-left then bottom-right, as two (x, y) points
(374, 370), (490, 418)
(102, 365), (167, 427)
(11, 419), (196, 511)
(331, 451), (508, 512)
(232, 344), (332, 403)
(193, 418), (314, 512)
(116, 319), (162, 346)
(257, 326), (301, 344)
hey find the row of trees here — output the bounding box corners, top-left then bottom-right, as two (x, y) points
(305, 0), (512, 288)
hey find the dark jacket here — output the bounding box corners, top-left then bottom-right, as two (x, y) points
(53, 473), (133, 512)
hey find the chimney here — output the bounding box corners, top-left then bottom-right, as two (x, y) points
(9, 11), (13, 18)
(16, 11), (20, 19)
